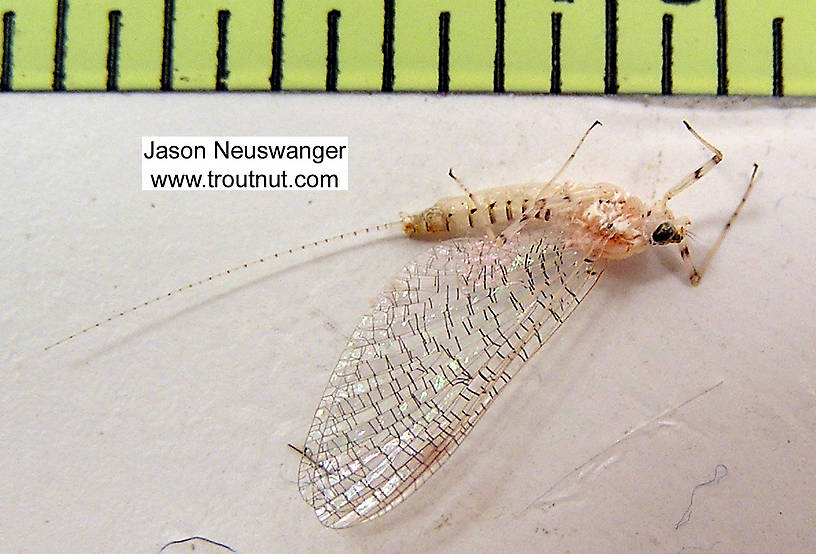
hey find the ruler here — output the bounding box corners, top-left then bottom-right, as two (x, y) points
(0, 0), (811, 95)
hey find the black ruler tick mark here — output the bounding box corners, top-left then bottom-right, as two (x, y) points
(326, 9), (340, 91)
(493, 0), (505, 92)
(106, 10), (122, 91)
(438, 11), (450, 93)
(1, 11), (14, 91)
(161, 0), (175, 91)
(772, 17), (783, 97)
(53, 0), (68, 91)
(604, 0), (618, 94)
(216, 10), (231, 91)
(382, 0), (395, 91)
(661, 13), (673, 95)
(550, 12), (562, 94)
(270, 0), (283, 90)
(715, 0), (727, 95)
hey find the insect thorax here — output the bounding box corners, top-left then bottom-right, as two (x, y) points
(566, 184), (656, 260)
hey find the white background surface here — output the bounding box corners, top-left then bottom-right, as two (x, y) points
(2, 94), (815, 553)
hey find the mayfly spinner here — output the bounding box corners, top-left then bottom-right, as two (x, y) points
(45, 121), (757, 530)
(294, 121), (757, 528)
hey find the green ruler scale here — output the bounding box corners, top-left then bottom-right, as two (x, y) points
(0, 0), (811, 95)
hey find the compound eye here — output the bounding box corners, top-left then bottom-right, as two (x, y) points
(651, 222), (676, 244)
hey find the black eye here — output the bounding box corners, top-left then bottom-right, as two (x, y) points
(651, 222), (676, 244)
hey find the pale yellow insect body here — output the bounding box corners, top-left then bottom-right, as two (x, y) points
(400, 120), (748, 287)
(402, 181), (685, 261)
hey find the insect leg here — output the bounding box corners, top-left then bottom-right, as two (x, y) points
(544, 119), (603, 188)
(447, 168), (477, 201)
(448, 168), (496, 240)
(662, 121), (723, 203)
(494, 121), (602, 246)
(290, 443), (332, 479)
(683, 163), (758, 286)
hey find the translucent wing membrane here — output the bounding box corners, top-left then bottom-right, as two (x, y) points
(298, 230), (605, 528)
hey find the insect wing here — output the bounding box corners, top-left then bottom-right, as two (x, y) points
(298, 230), (604, 528)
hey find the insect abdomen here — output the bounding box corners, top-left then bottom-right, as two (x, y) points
(403, 185), (557, 239)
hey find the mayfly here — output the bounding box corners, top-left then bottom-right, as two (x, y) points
(293, 121), (757, 529)
(46, 121), (757, 530)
